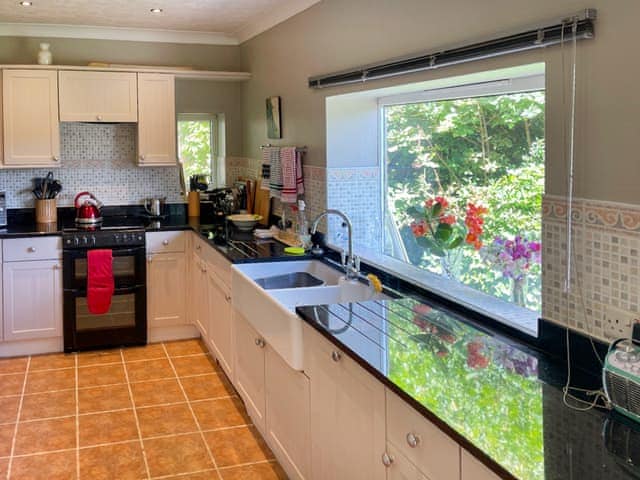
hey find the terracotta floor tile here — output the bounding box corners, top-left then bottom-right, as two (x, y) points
(29, 353), (76, 371)
(25, 369), (75, 394)
(78, 364), (126, 388)
(0, 373), (26, 396)
(122, 343), (167, 362)
(0, 457), (8, 478)
(144, 433), (214, 478)
(180, 373), (235, 401)
(172, 355), (218, 377)
(137, 403), (197, 438)
(0, 424), (15, 457)
(192, 397), (250, 431)
(10, 450), (77, 479)
(219, 461), (288, 480)
(0, 357), (28, 375)
(126, 358), (175, 382)
(21, 390), (76, 421)
(14, 417), (76, 455)
(204, 426), (274, 467)
(164, 339), (208, 357)
(79, 409), (139, 447)
(0, 395), (20, 424)
(77, 384), (132, 414)
(165, 471), (219, 479)
(79, 440), (146, 480)
(77, 349), (122, 367)
(130, 378), (185, 407)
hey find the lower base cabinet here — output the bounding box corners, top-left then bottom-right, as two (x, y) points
(206, 267), (233, 379)
(147, 252), (186, 327)
(305, 325), (386, 480)
(265, 346), (311, 480)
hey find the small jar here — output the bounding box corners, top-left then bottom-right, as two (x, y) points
(37, 43), (52, 65)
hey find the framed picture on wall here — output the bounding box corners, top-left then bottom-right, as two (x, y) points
(266, 96), (282, 139)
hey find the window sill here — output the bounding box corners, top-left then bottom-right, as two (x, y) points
(329, 241), (539, 337)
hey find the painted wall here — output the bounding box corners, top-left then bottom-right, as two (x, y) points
(240, 0), (640, 204)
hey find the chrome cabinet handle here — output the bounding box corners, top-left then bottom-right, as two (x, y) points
(224, 295), (231, 302)
(96, 115), (103, 121)
(331, 351), (341, 362)
(147, 256), (153, 263)
(139, 155), (145, 161)
(27, 247), (36, 253)
(406, 432), (421, 448)
(381, 452), (394, 467)
(53, 264), (61, 270)
(196, 245), (202, 251)
(162, 240), (169, 246)
(52, 156), (59, 162)
(255, 338), (266, 348)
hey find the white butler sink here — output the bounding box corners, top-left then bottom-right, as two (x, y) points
(231, 260), (389, 371)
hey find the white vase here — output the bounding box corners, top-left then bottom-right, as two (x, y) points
(37, 43), (52, 65)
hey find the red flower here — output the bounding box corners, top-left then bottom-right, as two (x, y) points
(434, 196), (449, 209)
(436, 350), (449, 358)
(464, 203), (487, 249)
(413, 304), (433, 316)
(410, 220), (426, 237)
(439, 214), (456, 225)
(467, 353), (489, 369)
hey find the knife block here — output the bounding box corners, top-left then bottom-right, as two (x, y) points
(35, 199), (57, 223)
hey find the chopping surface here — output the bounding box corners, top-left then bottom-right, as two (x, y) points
(297, 299), (637, 480)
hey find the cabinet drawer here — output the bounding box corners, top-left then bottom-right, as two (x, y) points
(461, 450), (501, 480)
(386, 390), (460, 480)
(3, 237), (62, 261)
(146, 231), (185, 254)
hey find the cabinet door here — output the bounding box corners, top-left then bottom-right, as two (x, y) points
(58, 71), (138, 122)
(137, 73), (176, 166)
(265, 346), (311, 480)
(191, 252), (208, 338)
(233, 310), (266, 433)
(461, 450), (501, 480)
(306, 327), (386, 480)
(3, 260), (62, 340)
(385, 443), (428, 480)
(206, 267), (233, 378)
(147, 252), (186, 327)
(3, 70), (60, 167)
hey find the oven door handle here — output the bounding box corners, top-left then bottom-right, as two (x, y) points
(63, 246), (145, 257)
(64, 284), (145, 295)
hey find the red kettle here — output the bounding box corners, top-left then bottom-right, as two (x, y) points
(74, 191), (103, 226)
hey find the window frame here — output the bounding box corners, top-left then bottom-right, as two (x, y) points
(177, 113), (218, 184)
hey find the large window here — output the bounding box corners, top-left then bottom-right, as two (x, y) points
(382, 74), (544, 313)
(177, 114), (218, 185)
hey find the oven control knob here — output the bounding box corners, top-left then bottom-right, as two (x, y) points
(122, 233), (130, 243)
(73, 237), (80, 246)
(82, 236), (89, 245)
(114, 234), (120, 243)
(91, 236), (97, 245)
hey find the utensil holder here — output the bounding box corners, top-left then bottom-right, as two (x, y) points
(35, 199), (57, 224)
(188, 191), (200, 218)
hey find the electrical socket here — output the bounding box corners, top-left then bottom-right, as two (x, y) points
(603, 305), (639, 339)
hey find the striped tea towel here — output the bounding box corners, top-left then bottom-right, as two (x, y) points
(268, 147), (282, 198)
(261, 147), (271, 191)
(280, 147), (305, 203)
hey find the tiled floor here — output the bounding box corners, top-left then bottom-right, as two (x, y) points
(0, 339), (288, 479)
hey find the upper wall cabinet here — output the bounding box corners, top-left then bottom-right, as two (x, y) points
(58, 71), (138, 122)
(137, 73), (176, 166)
(2, 69), (60, 168)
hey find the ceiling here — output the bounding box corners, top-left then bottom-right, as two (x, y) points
(0, 0), (320, 45)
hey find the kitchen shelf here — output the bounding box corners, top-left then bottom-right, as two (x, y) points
(0, 64), (251, 81)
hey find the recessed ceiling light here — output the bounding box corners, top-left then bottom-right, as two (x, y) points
(150, 8), (163, 13)
(19, 1), (33, 6)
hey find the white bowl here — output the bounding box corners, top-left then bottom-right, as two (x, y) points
(228, 214), (263, 231)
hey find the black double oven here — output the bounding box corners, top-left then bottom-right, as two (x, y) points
(62, 223), (147, 352)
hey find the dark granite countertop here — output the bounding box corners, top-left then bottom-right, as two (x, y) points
(297, 298), (639, 480)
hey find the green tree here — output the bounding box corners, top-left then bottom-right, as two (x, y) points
(178, 120), (213, 179)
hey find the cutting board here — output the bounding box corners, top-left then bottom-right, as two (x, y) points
(254, 179), (271, 224)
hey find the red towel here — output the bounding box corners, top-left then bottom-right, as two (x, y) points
(87, 249), (114, 315)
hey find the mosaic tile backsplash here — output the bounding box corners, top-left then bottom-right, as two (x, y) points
(542, 195), (640, 341)
(0, 123), (182, 208)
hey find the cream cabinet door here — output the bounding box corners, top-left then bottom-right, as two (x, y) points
(58, 71), (138, 122)
(461, 450), (502, 480)
(265, 346), (311, 480)
(3, 69), (60, 167)
(3, 260), (62, 340)
(137, 73), (176, 166)
(147, 252), (186, 327)
(233, 310), (266, 433)
(206, 267), (233, 379)
(306, 326), (386, 480)
(191, 252), (208, 338)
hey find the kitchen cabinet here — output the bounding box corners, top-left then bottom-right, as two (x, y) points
(191, 249), (209, 338)
(58, 71), (137, 122)
(304, 324), (386, 480)
(386, 389), (460, 480)
(206, 264), (233, 379)
(265, 345), (311, 480)
(461, 450), (501, 480)
(137, 73), (176, 166)
(2, 69), (60, 167)
(234, 310), (267, 433)
(3, 260), (62, 341)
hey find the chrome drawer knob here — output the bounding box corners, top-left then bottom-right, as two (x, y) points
(406, 432), (421, 448)
(27, 247), (36, 253)
(255, 338), (266, 348)
(140, 155), (145, 161)
(96, 115), (103, 121)
(52, 156), (59, 162)
(381, 452), (394, 467)
(331, 351), (341, 362)
(162, 240), (169, 245)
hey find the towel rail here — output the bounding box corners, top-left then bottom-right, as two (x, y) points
(260, 144), (307, 153)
